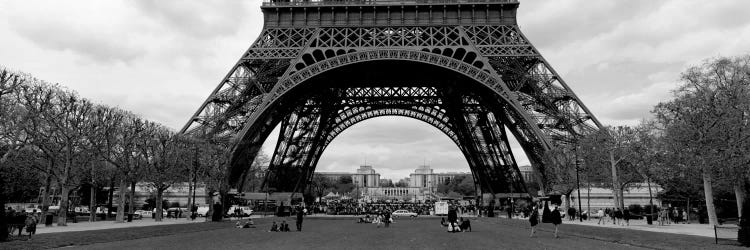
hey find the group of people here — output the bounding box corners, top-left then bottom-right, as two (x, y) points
(5, 208), (38, 240)
(442, 205), (471, 233)
(356, 210), (393, 228)
(528, 202), (563, 238)
(595, 208), (632, 226)
(658, 207), (688, 225)
(268, 220), (292, 232)
(310, 200), (478, 216)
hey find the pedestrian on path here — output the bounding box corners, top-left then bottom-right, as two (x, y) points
(623, 208), (630, 226)
(296, 206), (304, 231)
(551, 205), (562, 238)
(529, 206), (539, 237)
(25, 212), (37, 240)
(597, 209), (605, 225)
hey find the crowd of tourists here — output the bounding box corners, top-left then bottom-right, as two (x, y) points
(308, 200), (478, 216)
(4, 207), (38, 240)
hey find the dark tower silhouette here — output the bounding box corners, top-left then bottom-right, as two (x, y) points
(182, 0), (601, 198)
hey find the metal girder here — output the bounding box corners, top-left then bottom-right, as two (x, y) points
(181, 1), (602, 196)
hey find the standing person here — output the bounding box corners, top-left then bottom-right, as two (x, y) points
(529, 205), (539, 237)
(375, 213), (383, 228)
(551, 205), (562, 238)
(296, 207), (304, 231)
(384, 210), (391, 228)
(25, 212), (37, 240)
(604, 208), (611, 224)
(507, 205), (513, 219)
(614, 208), (623, 226)
(623, 208), (630, 226)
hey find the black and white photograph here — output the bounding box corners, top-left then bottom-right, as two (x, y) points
(1, 0), (750, 249)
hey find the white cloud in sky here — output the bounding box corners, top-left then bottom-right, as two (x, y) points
(2, 0), (750, 180)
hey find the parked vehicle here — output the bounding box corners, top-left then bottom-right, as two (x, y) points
(24, 205), (43, 215)
(392, 210), (418, 218)
(135, 210), (152, 219)
(196, 205), (210, 217)
(74, 206), (90, 215)
(228, 205), (253, 217)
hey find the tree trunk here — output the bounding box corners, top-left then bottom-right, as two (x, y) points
(89, 183), (96, 222)
(57, 185), (69, 226)
(609, 151), (620, 210)
(736, 180), (746, 218)
(128, 181), (136, 219)
(702, 168), (718, 226)
(41, 171), (52, 216)
(107, 178), (115, 219)
(116, 179), (127, 222)
(619, 187), (626, 211)
(647, 178), (654, 218)
(156, 189), (164, 222)
(187, 181), (193, 220)
(587, 180), (591, 214)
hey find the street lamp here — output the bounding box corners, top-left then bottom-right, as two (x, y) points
(575, 150), (583, 222)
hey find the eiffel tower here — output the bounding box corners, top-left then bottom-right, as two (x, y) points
(181, 0), (601, 197)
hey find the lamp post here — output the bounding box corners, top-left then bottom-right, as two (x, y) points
(575, 153), (583, 222)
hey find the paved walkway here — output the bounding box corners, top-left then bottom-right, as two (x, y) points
(503, 215), (737, 239)
(33, 215), (272, 235)
(34, 218), (204, 235)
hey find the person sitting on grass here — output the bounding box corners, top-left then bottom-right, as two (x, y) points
(269, 221), (279, 232)
(459, 218), (472, 232)
(280, 220), (290, 232)
(243, 219), (256, 228)
(440, 217), (448, 227)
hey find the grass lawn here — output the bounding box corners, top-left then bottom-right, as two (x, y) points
(1, 217), (744, 250)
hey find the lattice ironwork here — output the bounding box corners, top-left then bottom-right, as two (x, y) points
(182, 1), (601, 197)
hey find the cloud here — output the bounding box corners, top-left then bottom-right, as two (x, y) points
(131, 0), (251, 38)
(5, 1), (150, 64)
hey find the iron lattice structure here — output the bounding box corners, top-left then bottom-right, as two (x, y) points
(181, 0), (602, 196)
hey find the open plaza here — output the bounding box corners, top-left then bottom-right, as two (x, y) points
(1, 216), (745, 249)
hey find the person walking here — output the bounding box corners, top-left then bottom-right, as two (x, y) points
(295, 207), (304, 231)
(529, 205), (539, 237)
(551, 205), (562, 238)
(597, 209), (605, 225)
(623, 208), (630, 226)
(614, 208), (623, 226)
(25, 212), (37, 240)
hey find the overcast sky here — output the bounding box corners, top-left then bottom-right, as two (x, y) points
(2, 0), (749, 180)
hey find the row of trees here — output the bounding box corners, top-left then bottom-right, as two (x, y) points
(0, 68), (254, 234)
(541, 55), (750, 226)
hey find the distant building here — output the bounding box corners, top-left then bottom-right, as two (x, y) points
(568, 183), (663, 211)
(409, 165), (471, 188)
(518, 165), (534, 183)
(353, 165), (381, 188)
(317, 165), (381, 188)
(127, 182), (209, 208)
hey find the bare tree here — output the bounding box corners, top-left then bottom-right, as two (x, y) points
(140, 126), (189, 221)
(579, 126), (642, 211)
